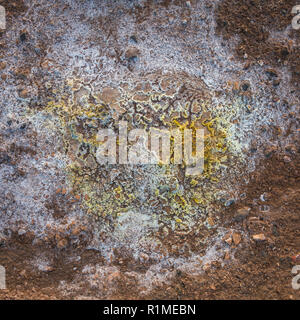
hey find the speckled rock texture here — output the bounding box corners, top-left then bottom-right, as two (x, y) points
(0, 0), (299, 299)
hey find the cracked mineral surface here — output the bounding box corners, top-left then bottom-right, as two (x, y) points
(0, 0), (299, 299)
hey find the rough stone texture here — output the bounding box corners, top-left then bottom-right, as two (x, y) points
(0, 0), (299, 299)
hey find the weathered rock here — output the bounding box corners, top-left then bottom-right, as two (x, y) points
(223, 233), (232, 245)
(0, 61), (6, 70)
(283, 155), (291, 163)
(38, 265), (55, 272)
(232, 232), (242, 245)
(225, 199), (235, 207)
(19, 89), (29, 98)
(224, 250), (230, 260)
(234, 206), (251, 222)
(253, 233), (266, 241)
(125, 47), (140, 60)
(225, 236), (232, 246)
(292, 253), (300, 263)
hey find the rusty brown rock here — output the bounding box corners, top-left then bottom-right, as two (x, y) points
(223, 233), (232, 245)
(19, 89), (29, 98)
(0, 61), (6, 70)
(232, 232), (242, 245)
(224, 250), (230, 260)
(253, 234), (266, 241)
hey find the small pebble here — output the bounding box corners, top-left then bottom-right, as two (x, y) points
(253, 234), (266, 241)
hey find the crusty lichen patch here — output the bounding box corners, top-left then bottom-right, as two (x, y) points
(37, 72), (246, 233)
